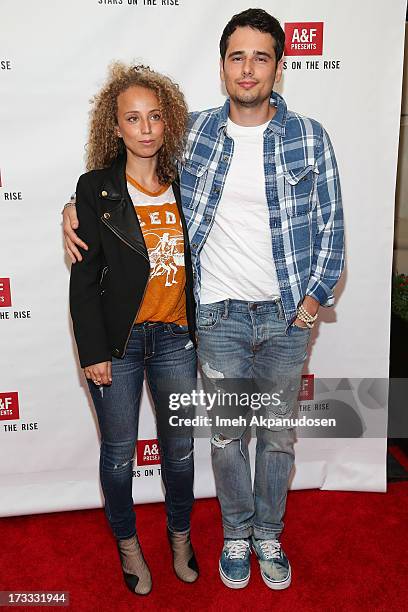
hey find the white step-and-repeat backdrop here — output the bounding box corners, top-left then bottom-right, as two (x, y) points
(0, 0), (406, 516)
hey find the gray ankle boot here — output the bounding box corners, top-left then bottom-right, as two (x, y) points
(117, 535), (152, 595)
(168, 529), (199, 583)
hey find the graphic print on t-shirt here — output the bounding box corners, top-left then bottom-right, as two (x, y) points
(127, 176), (187, 325)
(143, 226), (184, 287)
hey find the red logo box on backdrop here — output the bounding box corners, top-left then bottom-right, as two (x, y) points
(0, 278), (12, 307)
(284, 23), (324, 56)
(0, 392), (20, 420)
(137, 439), (161, 466)
(299, 375), (314, 401)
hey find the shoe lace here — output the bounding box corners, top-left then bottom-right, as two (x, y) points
(259, 540), (281, 560)
(225, 539), (250, 560)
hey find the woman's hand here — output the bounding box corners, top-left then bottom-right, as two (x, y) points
(84, 361), (112, 386)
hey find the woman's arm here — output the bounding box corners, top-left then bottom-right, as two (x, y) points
(69, 174), (111, 370)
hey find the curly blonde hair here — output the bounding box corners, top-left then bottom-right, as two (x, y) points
(86, 62), (188, 184)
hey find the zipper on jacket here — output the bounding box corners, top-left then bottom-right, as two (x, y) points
(99, 266), (109, 288)
(121, 278), (150, 358)
(101, 216), (149, 261)
(101, 214), (150, 357)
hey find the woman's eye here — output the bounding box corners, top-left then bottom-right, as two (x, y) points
(151, 113), (162, 121)
(128, 116), (138, 122)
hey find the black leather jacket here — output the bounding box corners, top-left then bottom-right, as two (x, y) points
(69, 155), (196, 368)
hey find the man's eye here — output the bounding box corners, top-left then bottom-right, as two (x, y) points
(256, 57), (267, 62)
(232, 57), (243, 62)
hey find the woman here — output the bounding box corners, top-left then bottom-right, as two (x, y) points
(69, 62), (197, 595)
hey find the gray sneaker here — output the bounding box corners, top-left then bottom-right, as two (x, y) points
(251, 537), (291, 590)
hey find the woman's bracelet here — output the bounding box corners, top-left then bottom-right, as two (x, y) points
(61, 198), (76, 215)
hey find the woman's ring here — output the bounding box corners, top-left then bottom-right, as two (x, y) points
(93, 379), (101, 385)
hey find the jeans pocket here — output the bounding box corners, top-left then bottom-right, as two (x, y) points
(291, 322), (311, 333)
(197, 306), (220, 330)
(166, 323), (190, 336)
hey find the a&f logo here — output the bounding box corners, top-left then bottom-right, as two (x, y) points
(0, 392), (20, 420)
(299, 374), (314, 401)
(137, 439), (161, 466)
(285, 23), (324, 56)
(0, 278), (12, 307)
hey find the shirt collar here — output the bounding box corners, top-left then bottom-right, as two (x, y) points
(217, 90), (287, 137)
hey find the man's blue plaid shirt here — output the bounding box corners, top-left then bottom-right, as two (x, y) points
(178, 91), (345, 328)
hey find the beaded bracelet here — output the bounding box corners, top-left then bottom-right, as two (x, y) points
(296, 304), (318, 328)
(61, 200), (76, 215)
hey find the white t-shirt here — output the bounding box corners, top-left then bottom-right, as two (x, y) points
(200, 118), (281, 305)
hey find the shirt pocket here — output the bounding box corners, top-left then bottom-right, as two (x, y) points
(182, 159), (210, 209)
(283, 164), (319, 217)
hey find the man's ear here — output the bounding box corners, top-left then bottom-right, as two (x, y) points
(275, 58), (284, 84)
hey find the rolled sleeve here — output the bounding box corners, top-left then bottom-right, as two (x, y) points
(306, 127), (345, 306)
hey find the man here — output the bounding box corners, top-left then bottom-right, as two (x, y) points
(63, 9), (344, 591)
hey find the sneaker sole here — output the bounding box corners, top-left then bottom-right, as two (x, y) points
(261, 566), (291, 590)
(219, 562), (250, 589)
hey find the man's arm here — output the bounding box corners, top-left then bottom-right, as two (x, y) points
(293, 295), (320, 328)
(305, 127), (345, 308)
(62, 197), (88, 263)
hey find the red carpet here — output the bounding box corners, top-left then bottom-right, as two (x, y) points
(1, 483), (408, 611)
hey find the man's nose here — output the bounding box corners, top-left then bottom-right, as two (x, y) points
(242, 58), (254, 76)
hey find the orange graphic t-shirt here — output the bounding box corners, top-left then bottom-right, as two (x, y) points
(127, 175), (187, 325)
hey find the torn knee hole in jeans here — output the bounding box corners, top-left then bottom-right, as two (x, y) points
(166, 448), (194, 462)
(211, 434), (233, 449)
(267, 401), (292, 418)
(113, 456), (134, 469)
(179, 448), (194, 461)
(202, 362), (225, 378)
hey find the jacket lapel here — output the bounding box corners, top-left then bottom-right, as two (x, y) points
(98, 156), (148, 260)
